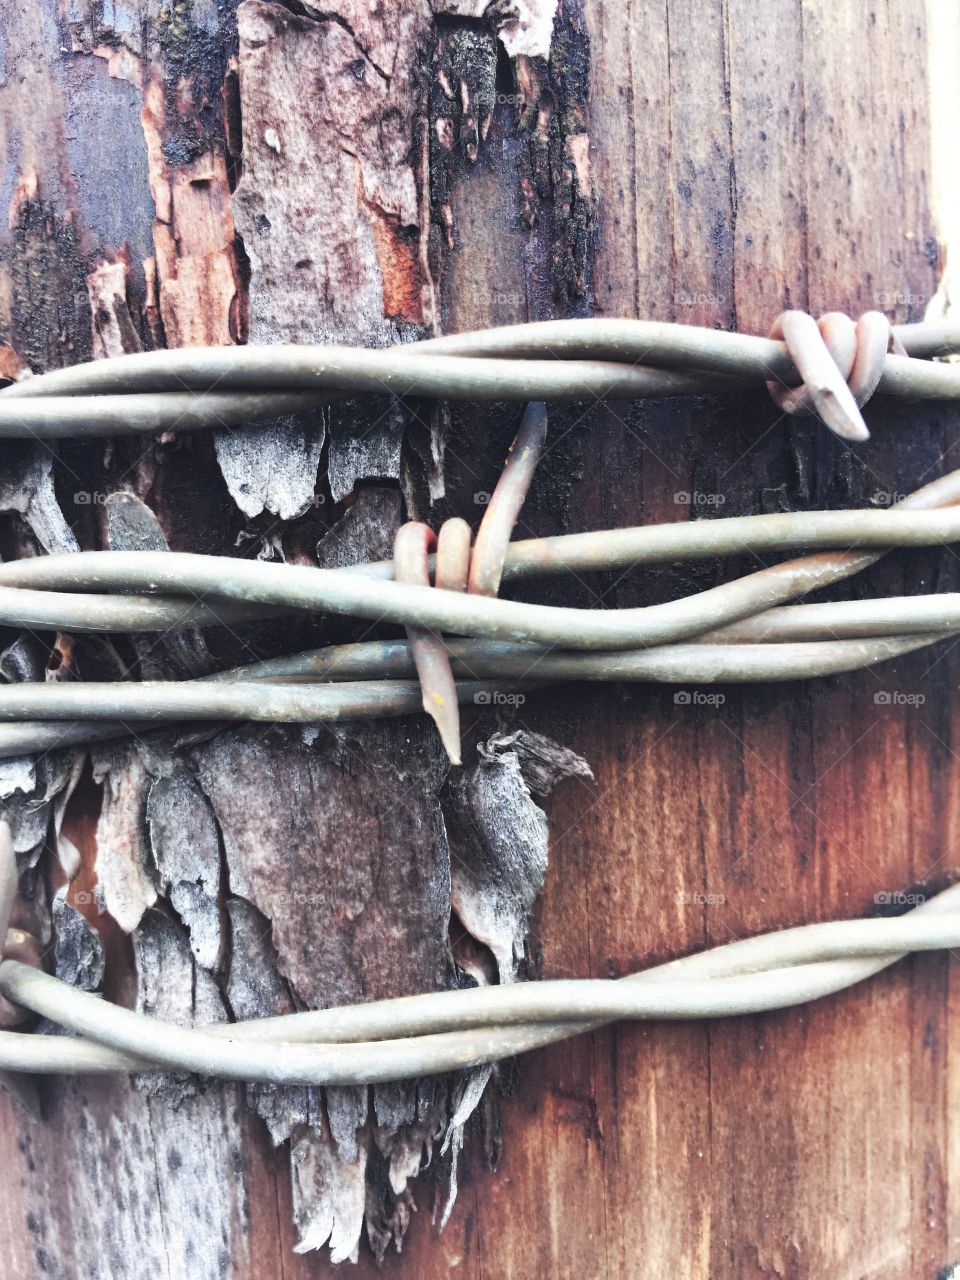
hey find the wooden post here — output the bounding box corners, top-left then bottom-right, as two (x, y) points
(0, 1), (956, 1276)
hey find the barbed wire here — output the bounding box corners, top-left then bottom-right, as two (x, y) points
(1, 460), (959, 758)
(0, 823), (957, 1088)
(1, 313), (960, 439)
(3, 313), (960, 1089)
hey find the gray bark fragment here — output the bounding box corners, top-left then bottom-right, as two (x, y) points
(0, 636), (84, 868)
(133, 909), (229, 1106)
(0, 756), (35, 802)
(327, 398), (404, 502)
(225, 895), (326, 1146)
(315, 485), (402, 568)
(90, 742), (157, 933)
(0, 749), (82, 874)
(214, 410), (327, 520)
(146, 765), (223, 970)
(291, 1128), (367, 1264)
(0, 634), (47, 684)
(326, 1085), (369, 1163)
(444, 731), (592, 980)
(193, 724), (454, 1007)
(443, 751), (549, 981)
(0, 443), (78, 553)
(105, 491), (215, 678)
(482, 727), (595, 796)
(194, 723), (460, 1257)
(52, 888), (105, 991)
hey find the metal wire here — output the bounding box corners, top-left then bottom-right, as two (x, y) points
(2, 460), (960, 756)
(0, 801), (957, 1085)
(2, 314), (960, 440)
(4, 315), (960, 1090)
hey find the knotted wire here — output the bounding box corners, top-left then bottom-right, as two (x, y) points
(3, 315), (960, 1089)
(1, 313), (960, 440)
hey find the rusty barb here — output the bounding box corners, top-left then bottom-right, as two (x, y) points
(3, 313), (960, 766)
(394, 402), (548, 762)
(1, 312), (960, 442)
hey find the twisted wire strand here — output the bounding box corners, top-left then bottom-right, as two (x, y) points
(5, 316), (960, 1090)
(0, 637), (937, 759)
(0, 798), (957, 1085)
(2, 462), (960, 756)
(2, 315), (960, 440)
(5, 507), (960, 633)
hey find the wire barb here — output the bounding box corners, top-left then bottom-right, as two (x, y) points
(764, 310), (903, 440)
(3, 315), (960, 439)
(391, 402), (549, 762)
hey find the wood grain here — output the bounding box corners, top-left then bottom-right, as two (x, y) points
(0, 0), (958, 1276)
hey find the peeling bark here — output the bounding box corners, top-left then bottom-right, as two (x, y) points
(0, 446), (80, 555)
(444, 730), (592, 980)
(0, 0), (600, 1266)
(146, 765), (223, 970)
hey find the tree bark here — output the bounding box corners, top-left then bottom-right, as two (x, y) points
(0, 1), (957, 1277)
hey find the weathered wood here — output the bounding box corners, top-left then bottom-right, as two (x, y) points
(0, 0), (958, 1276)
